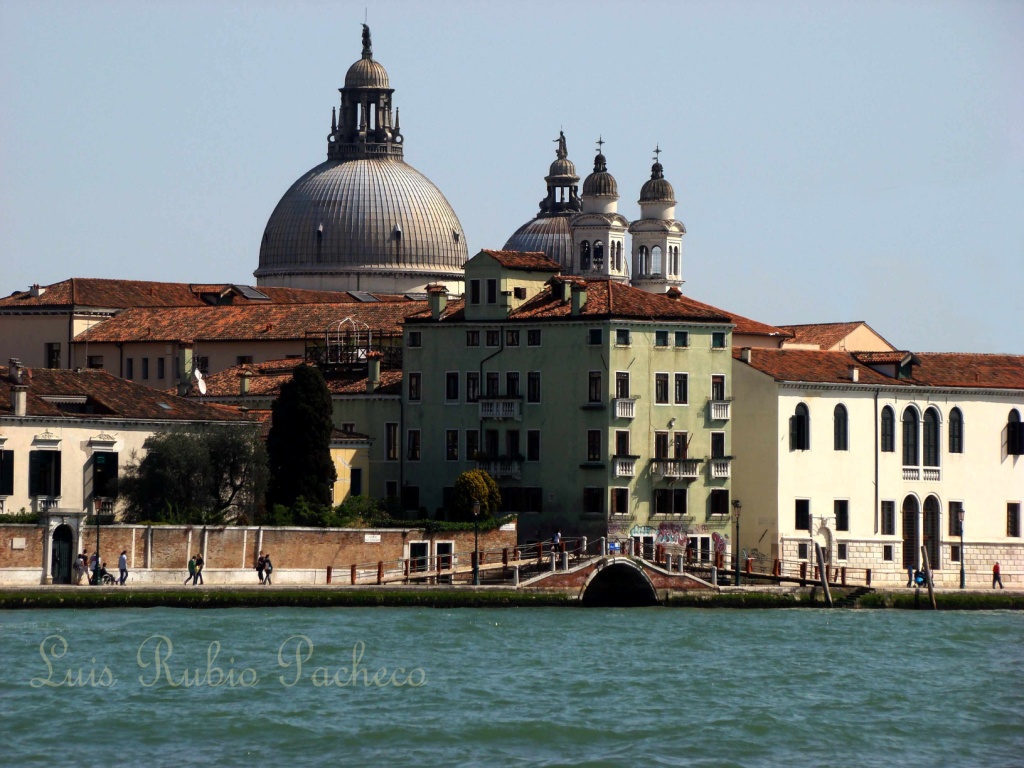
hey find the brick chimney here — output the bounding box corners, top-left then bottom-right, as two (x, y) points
(366, 350), (382, 393)
(8, 359), (27, 416)
(239, 370), (251, 396)
(177, 343), (194, 396)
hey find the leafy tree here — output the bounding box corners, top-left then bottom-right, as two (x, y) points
(450, 469), (501, 522)
(119, 427), (267, 524)
(266, 364), (337, 509)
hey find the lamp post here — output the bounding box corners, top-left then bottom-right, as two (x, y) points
(959, 507), (966, 590)
(472, 499), (481, 586)
(732, 499), (742, 587)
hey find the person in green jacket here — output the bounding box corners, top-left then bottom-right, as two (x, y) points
(185, 556), (196, 585)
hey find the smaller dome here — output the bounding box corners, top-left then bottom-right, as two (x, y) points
(345, 57), (390, 89)
(639, 161), (676, 204)
(582, 153), (618, 198)
(547, 157), (578, 180)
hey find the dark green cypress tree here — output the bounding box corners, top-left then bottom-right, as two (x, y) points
(266, 364), (336, 509)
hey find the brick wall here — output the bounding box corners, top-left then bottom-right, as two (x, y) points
(0, 525), (44, 568)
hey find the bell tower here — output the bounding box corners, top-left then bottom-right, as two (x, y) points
(629, 147), (685, 293)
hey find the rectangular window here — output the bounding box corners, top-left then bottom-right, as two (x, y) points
(527, 371), (541, 403)
(485, 372), (499, 397)
(125, 358), (134, 380)
(583, 487), (603, 516)
(385, 481), (397, 499)
(408, 372), (422, 402)
(611, 487), (629, 516)
(527, 329), (541, 346)
(951, 545), (961, 563)
(236, 355), (253, 366)
(0, 449), (14, 496)
(588, 328), (603, 345)
(466, 372), (480, 403)
(407, 331), (422, 348)
(470, 280), (481, 305)
(798, 543), (809, 560)
(837, 543), (848, 560)
(407, 430), (421, 461)
(486, 279), (497, 304)
(656, 489), (688, 516)
(795, 499), (810, 531)
(835, 500), (849, 531)
(484, 429), (499, 458)
(466, 330), (480, 347)
(87, 356), (104, 370)
(445, 430), (459, 461)
(342, 422), (355, 432)
(655, 330), (669, 347)
(588, 371), (603, 403)
(486, 330), (500, 347)
(197, 356), (209, 374)
(674, 373), (688, 405)
(506, 429), (520, 459)
(616, 328), (631, 346)
(881, 500), (896, 536)
(401, 485), (419, 512)
(712, 331), (726, 349)
(1009, 503), (1021, 538)
(157, 357), (165, 380)
(28, 451), (61, 497)
(654, 432), (669, 459)
(711, 432), (725, 459)
(615, 430), (630, 456)
(948, 501), (964, 537)
(466, 430), (480, 460)
(45, 342), (61, 369)
(527, 430), (541, 461)
(350, 468), (363, 497)
(711, 375), (725, 401)
(673, 432), (688, 459)
(385, 423), (399, 461)
(141, 358), (150, 380)
(92, 451), (118, 498)
(506, 330), (520, 347)
(615, 372), (630, 399)
(883, 544), (894, 562)
(709, 489), (729, 516)
(655, 373), (669, 404)
(587, 430), (602, 462)
(445, 372), (459, 402)
(674, 331), (689, 348)
(506, 371), (520, 398)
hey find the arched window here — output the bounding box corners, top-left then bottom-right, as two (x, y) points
(790, 403), (810, 451)
(923, 407), (940, 467)
(639, 246), (649, 275)
(614, 242), (622, 272)
(671, 246), (680, 275)
(923, 495), (940, 569)
(579, 241), (591, 271)
(651, 246), (663, 275)
(948, 407), (963, 454)
(1009, 409), (1024, 456)
(593, 240), (604, 269)
(834, 404), (849, 451)
(881, 406), (895, 452)
(902, 407), (919, 466)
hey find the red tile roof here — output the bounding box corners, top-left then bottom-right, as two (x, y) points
(777, 321), (895, 351)
(194, 359), (402, 399)
(850, 351), (913, 365)
(75, 302), (425, 343)
(910, 353), (1024, 390)
(0, 366), (252, 421)
(478, 250), (562, 272)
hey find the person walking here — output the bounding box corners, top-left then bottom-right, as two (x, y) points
(185, 555), (196, 585)
(256, 553), (266, 585)
(993, 562), (1004, 589)
(263, 554), (273, 586)
(194, 553), (205, 586)
(117, 550), (128, 586)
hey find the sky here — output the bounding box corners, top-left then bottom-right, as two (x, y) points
(2, 0), (1022, 353)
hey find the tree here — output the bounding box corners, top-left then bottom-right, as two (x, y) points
(266, 364), (336, 509)
(119, 426), (268, 524)
(450, 469), (501, 522)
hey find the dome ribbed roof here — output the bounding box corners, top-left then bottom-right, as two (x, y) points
(547, 157), (577, 180)
(256, 158), (467, 278)
(639, 161), (676, 204)
(582, 153), (618, 197)
(344, 57), (390, 89)
(502, 216), (573, 269)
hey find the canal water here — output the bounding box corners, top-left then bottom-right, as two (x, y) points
(1, 607), (1021, 766)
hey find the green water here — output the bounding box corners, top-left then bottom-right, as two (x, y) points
(1, 608), (1021, 766)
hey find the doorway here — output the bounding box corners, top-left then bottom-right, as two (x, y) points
(51, 524), (74, 584)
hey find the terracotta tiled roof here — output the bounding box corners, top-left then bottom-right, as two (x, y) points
(0, 278), (403, 310)
(478, 250), (562, 272)
(777, 321), (896, 351)
(510, 280), (733, 323)
(850, 351), (913, 365)
(195, 359), (403, 399)
(74, 302), (425, 343)
(735, 349), (1024, 390)
(0, 366), (252, 421)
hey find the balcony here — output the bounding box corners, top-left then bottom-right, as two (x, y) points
(93, 497), (115, 516)
(613, 398), (637, 419)
(923, 468), (941, 482)
(651, 458), (701, 480)
(903, 467), (920, 481)
(477, 459), (522, 480)
(479, 399), (522, 421)
(710, 459), (731, 479)
(33, 496), (61, 514)
(709, 400), (731, 420)
(613, 457), (637, 477)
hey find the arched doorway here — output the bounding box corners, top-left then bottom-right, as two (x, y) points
(51, 524), (74, 584)
(581, 561), (659, 607)
(902, 496), (920, 570)
(923, 496), (941, 570)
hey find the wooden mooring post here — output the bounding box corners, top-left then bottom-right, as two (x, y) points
(814, 543), (833, 608)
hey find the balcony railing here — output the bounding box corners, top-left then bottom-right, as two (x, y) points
(710, 459), (731, 479)
(613, 398), (637, 419)
(93, 497), (115, 516)
(33, 496), (60, 514)
(479, 399), (522, 421)
(651, 458), (701, 480)
(477, 459), (522, 480)
(923, 468), (941, 482)
(709, 400), (731, 420)
(903, 467), (920, 481)
(614, 457), (636, 477)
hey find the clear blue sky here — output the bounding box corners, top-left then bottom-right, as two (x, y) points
(2, 1), (1021, 353)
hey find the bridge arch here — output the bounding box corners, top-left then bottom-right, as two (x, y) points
(579, 558), (660, 607)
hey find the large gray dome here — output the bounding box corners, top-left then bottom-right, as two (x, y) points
(503, 216), (573, 268)
(256, 158), (467, 281)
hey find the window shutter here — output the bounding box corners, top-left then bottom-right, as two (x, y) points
(790, 416), (797, 451)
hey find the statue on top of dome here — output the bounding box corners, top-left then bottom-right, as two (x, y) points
(554, 131), (567, 160)
(361, 23), (372, 58)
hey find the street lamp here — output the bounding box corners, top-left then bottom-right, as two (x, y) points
(472, 499), (481, 586)
(732, 499), (742, 587)
(959, 507), (966, 590)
